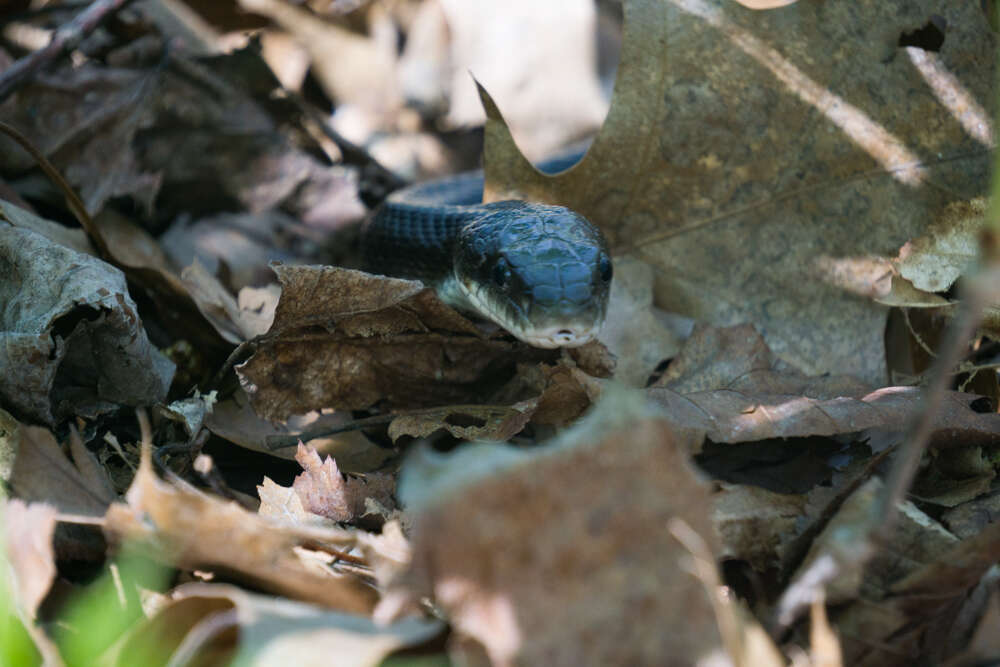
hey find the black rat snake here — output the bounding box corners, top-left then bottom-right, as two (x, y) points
(361, 152), (612, 348)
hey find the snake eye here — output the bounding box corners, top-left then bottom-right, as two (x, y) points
(599, 256), (613, 282)
(493, 259), (511, 287)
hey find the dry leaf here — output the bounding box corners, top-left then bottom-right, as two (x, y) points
(0, 223), (174, 424)
(103, 446), (376, 613)
(238, 264), (558, 419)
(291, 444), (395, 523)
(436, 0), (608, 159)
(387, 400), (538, 442)
(393, 388), (723, 665)
(205, 388), (390, 471)
(10, 426), (115, 516)
(3, 499), (58, 619)
(897, 198), (986, 293)
(480, 0), (994, 385)
(0, 66), (161, 214)
(257, 477), (313, 524)
(647, 327), (1000, 446)
(596, 256), (682, 386)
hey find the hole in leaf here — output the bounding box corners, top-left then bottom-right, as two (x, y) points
(445, 413), (487, 428)
(969, 396), (995, 413)
(898, 15), (947, 52)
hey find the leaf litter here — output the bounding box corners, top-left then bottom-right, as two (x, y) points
(0, 0), (997, 665)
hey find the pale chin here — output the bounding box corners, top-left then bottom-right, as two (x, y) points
(457, 278), (600, 348)
(514, 326), (599, 349)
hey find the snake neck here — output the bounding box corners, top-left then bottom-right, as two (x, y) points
(361, 203), (479, 287)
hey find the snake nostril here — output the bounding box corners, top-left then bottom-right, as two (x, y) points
(557, 329), (573, 339)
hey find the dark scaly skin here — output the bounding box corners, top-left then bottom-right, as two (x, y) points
(361, 153), (612, 348)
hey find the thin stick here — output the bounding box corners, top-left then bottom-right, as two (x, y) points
(0, 0), (138, 102)
(0, 121), (110, 258)
(265, 403), (518, 450)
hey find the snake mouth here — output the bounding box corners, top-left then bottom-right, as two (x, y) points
(457, 277), (602, 348)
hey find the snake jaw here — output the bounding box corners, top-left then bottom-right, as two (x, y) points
(455, 274), (604, 348)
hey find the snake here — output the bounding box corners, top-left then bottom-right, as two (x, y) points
(361, 152), (612, 348)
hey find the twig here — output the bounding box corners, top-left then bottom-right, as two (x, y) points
(0, 0), (138, 103)
(775, 265), (1000, 629)
(0, 121), (111, 258)
(874, 276), (995, 528)
(265, 413), (397, 450)
(264, 403), (518, 450)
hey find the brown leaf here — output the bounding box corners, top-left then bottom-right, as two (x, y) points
(0, 66), (161, 214)
(393, 389), (723, 665)
(103, 446), (376, 613)
(3, 500), (57, 619)
(180, 260), (275, 344)
(480, 0), (994, 385)
(10, 426), (114, 516)
(713, 483), (806, 572)
(827, 508), (1000, 665)
(645, 326), (1000, 446)
(238, 264), (558, 419)
(387, 400), (538, 442)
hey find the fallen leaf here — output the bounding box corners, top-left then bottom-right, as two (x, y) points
(596, 256), (682, 386)
(0, 223), (174, 424)
(387, 400), (538, 442)
(238, 0), (401, 119)
(291, 444), (395, 523)
(103, 445), (376, 613)
(10, 426), (115, 516)
(480, 0), (994, 385)
(436, 0), (608, 159)
(897, 198), (986, 293)
(237, 264), (558, 419)
(393, 388), (723, 665)
(0, 66), (162, 214)
(713, 483), (806, 572)
(3, 500), (57, 619)
(257, 477), (313, 525)
(646, 327), (1000, 446)
(205, 388), (390, 471)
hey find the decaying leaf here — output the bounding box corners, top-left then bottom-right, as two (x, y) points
(387, 400), (538, 442)
(237, 264), (559, 419)
(480, 0), (994, 385)
(0, 223), (174, 425)
(179, 260), (276, 344)
(392, 388), (724, 665)
(103, 445), (376, 613)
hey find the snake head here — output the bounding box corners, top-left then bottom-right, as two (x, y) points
(453, 202), (612, 348)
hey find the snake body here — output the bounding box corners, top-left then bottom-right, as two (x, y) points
(361, 153), (611, 348)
